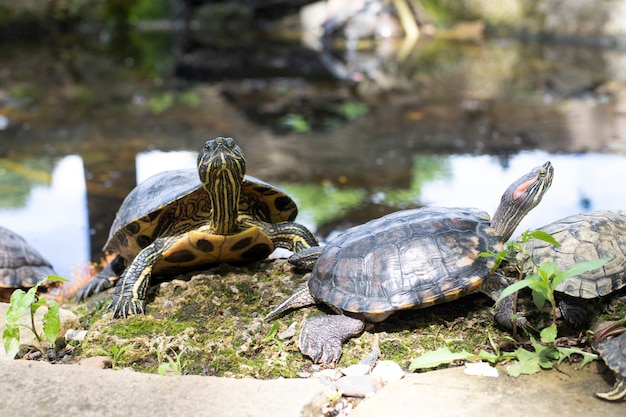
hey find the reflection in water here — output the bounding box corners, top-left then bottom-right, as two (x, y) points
(0, 155), (88, 278)
(136, 150), (196, 183)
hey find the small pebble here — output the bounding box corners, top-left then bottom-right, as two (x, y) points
(371, 360), (404, 386)
(278, 322), (298, 340)
(64, 329), (88, 341)
(335, 375), (381, 398)
(464, 361), (499, 377)
(79, 356), (112, 369)
(313, 368), (343, 381)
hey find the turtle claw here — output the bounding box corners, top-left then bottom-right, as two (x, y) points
(76, 275), (116, 301)
(110, 298), (145, 318)
(299, 315), (365, 364)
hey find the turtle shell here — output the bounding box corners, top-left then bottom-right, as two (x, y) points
(524, 210), (626, 299)
(105, 169), (298, 261)
(308, 207), (503, 314)
(0, 226), (56, 289)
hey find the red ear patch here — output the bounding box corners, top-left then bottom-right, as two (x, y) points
(513, 177), (537, 200)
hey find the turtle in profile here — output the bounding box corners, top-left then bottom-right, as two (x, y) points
(521, 210), (626, 326)
(76, 137), (318, 318)
(0, 226), (59, 302)
(265, 162), (554, 363)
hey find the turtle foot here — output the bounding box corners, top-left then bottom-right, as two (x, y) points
(595, 376), (626, 401)
(76, 276), (116, 301)
(75, 261), (122, 301)
(110, 298), (145, 318)
(493, 294), (527, 329)
(299, 315), (365, 364)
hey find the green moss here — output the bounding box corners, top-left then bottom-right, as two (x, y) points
(73, 259), (614, 378)
(106, 317), (192, 339)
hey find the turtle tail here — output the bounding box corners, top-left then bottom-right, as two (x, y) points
(264, 280), (316, 321)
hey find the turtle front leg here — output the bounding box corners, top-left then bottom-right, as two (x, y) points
(299, 314), (365, 363)
(242, 218), (319, 252)
(110, 244), (161, 318)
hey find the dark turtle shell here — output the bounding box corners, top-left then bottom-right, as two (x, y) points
(105, 168), (298, 261)
(308, 207), (503, 314)
(524, 210), (626, 299)
(0, 226), (56, 289)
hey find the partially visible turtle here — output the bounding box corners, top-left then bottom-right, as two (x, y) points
(265, 162), (554, 363)
(76, 137), (318, 318)
(521, 210), (626, 326)
(593, 324), (626, 401)
(0, 226), (58, 301)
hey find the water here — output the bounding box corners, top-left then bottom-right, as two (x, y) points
(1, 31), (626, 280)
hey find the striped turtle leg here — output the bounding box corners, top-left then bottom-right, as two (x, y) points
(241, 217), (319, 252)
(110, 243), (162, 318)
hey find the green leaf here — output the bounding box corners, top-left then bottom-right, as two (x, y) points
(495, 279), (531, 304)
(507, 347), (542, 376)
(555, 346), (597, 368)
(2, 326), (20, 359)
(527, 230), (561, 247)
(409, 347), (473, 370)
(540, 324), (557, 344)
(45, 275), (70, 283)
(5, 289), (34, 324)
(42, 299), (61, 345)
(30, 296), (46, 315)
(537, 262), (559, 280)
(560, 258), (611, 281)
(530, 289), (546, 310)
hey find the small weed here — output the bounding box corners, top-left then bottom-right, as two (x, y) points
(264, 320), (284, 352)
(2, 275), (69, 359)
(156, 346), (188, 376)
(98, 345), (129, 370)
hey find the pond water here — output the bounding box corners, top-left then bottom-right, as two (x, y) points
(1, 30), (626, 281)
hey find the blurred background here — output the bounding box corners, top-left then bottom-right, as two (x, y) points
(1, 0), (626, 283)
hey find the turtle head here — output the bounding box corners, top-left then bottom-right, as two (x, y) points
(197, 137), (246, 235)
(491, 161), (554, 241)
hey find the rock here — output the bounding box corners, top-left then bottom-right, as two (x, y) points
(79, 356), (112, 369)
(65, 329), (88, 341)
(464, 361), (499, 377)
(342, 363), (372, 377)
(335, 375), (381, 398)
(278, 321), (298, 340)
(312, 368), (343, 382)
(371, 360), (404, 386)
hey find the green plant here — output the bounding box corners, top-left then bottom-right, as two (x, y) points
(2, 276), (69, 359)
(483, 230), (609, 326)
(264, 320), (285, 352)
(97, 345), (129, 370)
(409, 332), (515, 371)
(156, 346), (187, 376)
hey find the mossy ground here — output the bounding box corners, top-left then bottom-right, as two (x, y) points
(69, 259), (626, 378)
